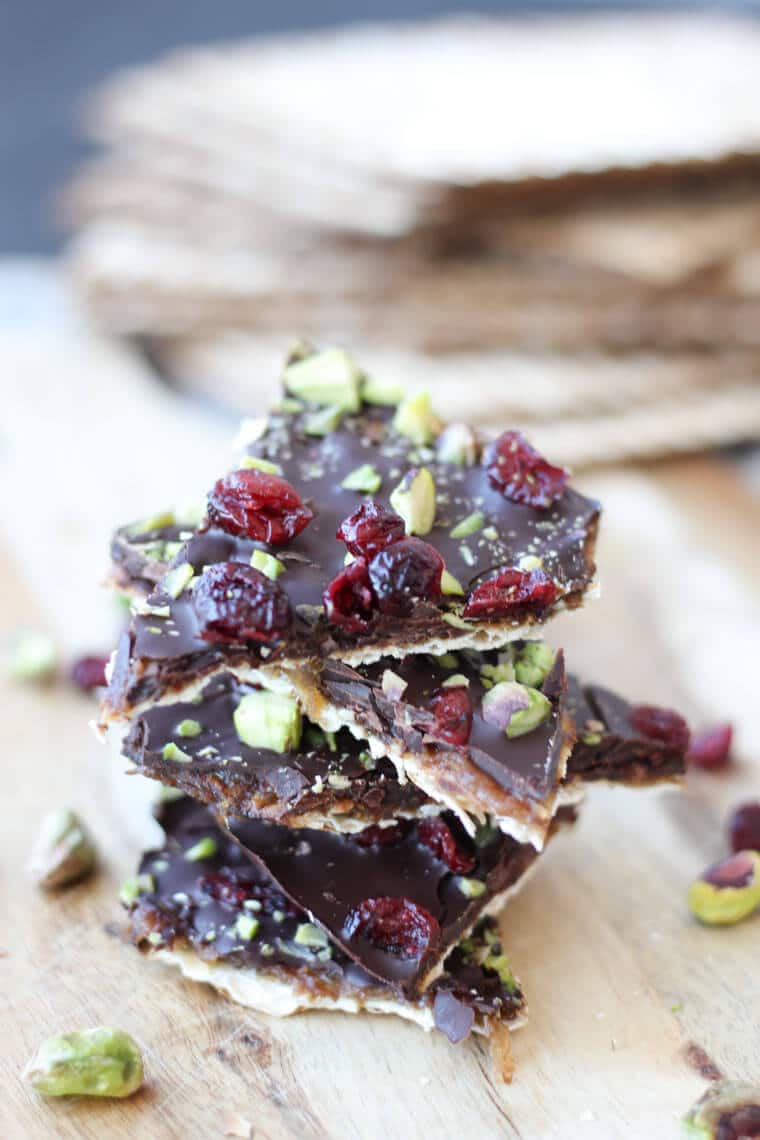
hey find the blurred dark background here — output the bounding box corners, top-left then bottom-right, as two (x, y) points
(2, 0), (760, 254)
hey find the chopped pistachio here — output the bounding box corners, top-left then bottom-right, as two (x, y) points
(293, 922), (330, 950)
(235, 914), (260, 941)
(455, 877), (487, 898)
(132, 600), (171, 619)
(514, 642), (555, 687)
(127, 510), (174, 537)
(459, 544), (476, 567)
(327, 772), (351, 790)
(341, 464), (382, 494)
(434, 652), (459, 669)
(146, 931), (164, 946)
(474, 820), (500, 847)
(233, 691), (302, 753)
(250, 549), (285, 580)
(362, 376), (404, 406)
(441, 569), (464, 596)
(177, 719), (202, 738)
(162, 741), (192, 763)
(233, 416), (268, 449)
(358, 751), (375, 770)
(273, 910), (285, 923)
(442, 673), (469, 688)
(303, 405), (344, 436)
(22, 1028), (144, 1099)
(8, 630), (57, 683)
(582, 732), (603, 746)
(196, 746), (218, 759)
(390, 467), (436, 535)
(518, 554), (544, 572)
(482, 526), (499, 542)
(450, 511), (484, 540)
(283, 347), (363, 412)
(161, 562), (194, 600)
(436, 422), (478, 465)
(239, 455), (283, 475)
(392, 391), (438, 446)
(184, 837), (217, 862)
(119, 874), (155, 906)
(243, 898), (262, 912)
(381, 668), (408, 700)
(343, 551), (356, 566)
(483, 951), (518, 992)
(28, 809), (97, 890)
(481, 649), (516, 685)
(506, 687), (552, 738)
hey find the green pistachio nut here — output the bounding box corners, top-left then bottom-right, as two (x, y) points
(233, 691), (302, 753)
(8, 629), (57, 683)
(480, 649), (516, 686)
(687, 851), (760, 925)
(239, 455), (283, 475)
(126, 510), (175, 538)
(162, 741), (192, 763)
(442, 673), (469, 688)
(390, 467), (436, 535)
(177, 719), (202, 738)
(455, 877), (486, 898)
(23, 1027), (144, 1098)
(483, 951), (518, 992)
(514, 642), (555, 687)
(506, 687), (552, 738)
(235, 914), (260, 941)
(449, 511), (484, 540)
(682, 1080), (760, 1139)
(161, 562), (194, 600)
(294, 922), (330, 949)
(283, 347), (363, 412)
(436, 422), (479, 466)
(392, 391), (439, 446)
(28, 809), (97, 890)
(250, 549), (285, 580)
(517, 554), (544, 571)
(184, 837), (217, 862)
(303, 405), (344, 437)
(441, 569), (465, 597)
(341, 464), (382, 494)
(474, 819), (500, 847)
(119, 873), (155, 906)
(361, 376), (404, 406)
(434, 652), (459, 669)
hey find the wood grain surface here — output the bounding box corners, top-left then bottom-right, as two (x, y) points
(2, 302), (759, 1139)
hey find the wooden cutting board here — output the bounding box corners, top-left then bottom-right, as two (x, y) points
(2, 307), (759, 1139)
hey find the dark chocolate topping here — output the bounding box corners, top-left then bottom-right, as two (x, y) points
(107, 398), (599, 712)
(127, 798), (525, 1034)
(565, 678), (687, 783)
(124, 672), (428, 826)
(225, 809), (538, 998)
(321, 645), (568, 805)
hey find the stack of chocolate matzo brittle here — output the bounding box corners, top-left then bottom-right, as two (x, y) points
(99, 346), (689, 1075)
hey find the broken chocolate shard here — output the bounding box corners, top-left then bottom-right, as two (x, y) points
(224, 807), (555, 998)
(125, 798), (526, 1039)
(104, 363), (599, 720)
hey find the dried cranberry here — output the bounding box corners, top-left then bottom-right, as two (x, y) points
(630, 705), (690, 753)
(428, 687), (473, 746)
(368, 537), (444, 616)
(336, 500), (405, 558)
(728, 802), (760, 854)
(418, 818), (476, 873)
(193, 562), (291, 644)
(485, 430), (569, 509)
(345, 896), (439, 959)
(207, 469), (313, 545)
(702, 852), (756, 889)
(323, 558), (375, 632)
(353, 822), (410, 848)
(687, 723), (733, 769)
(199, 871), (296, 916)
(463, 567), (558, 620)
(69, 654), (109, 691)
